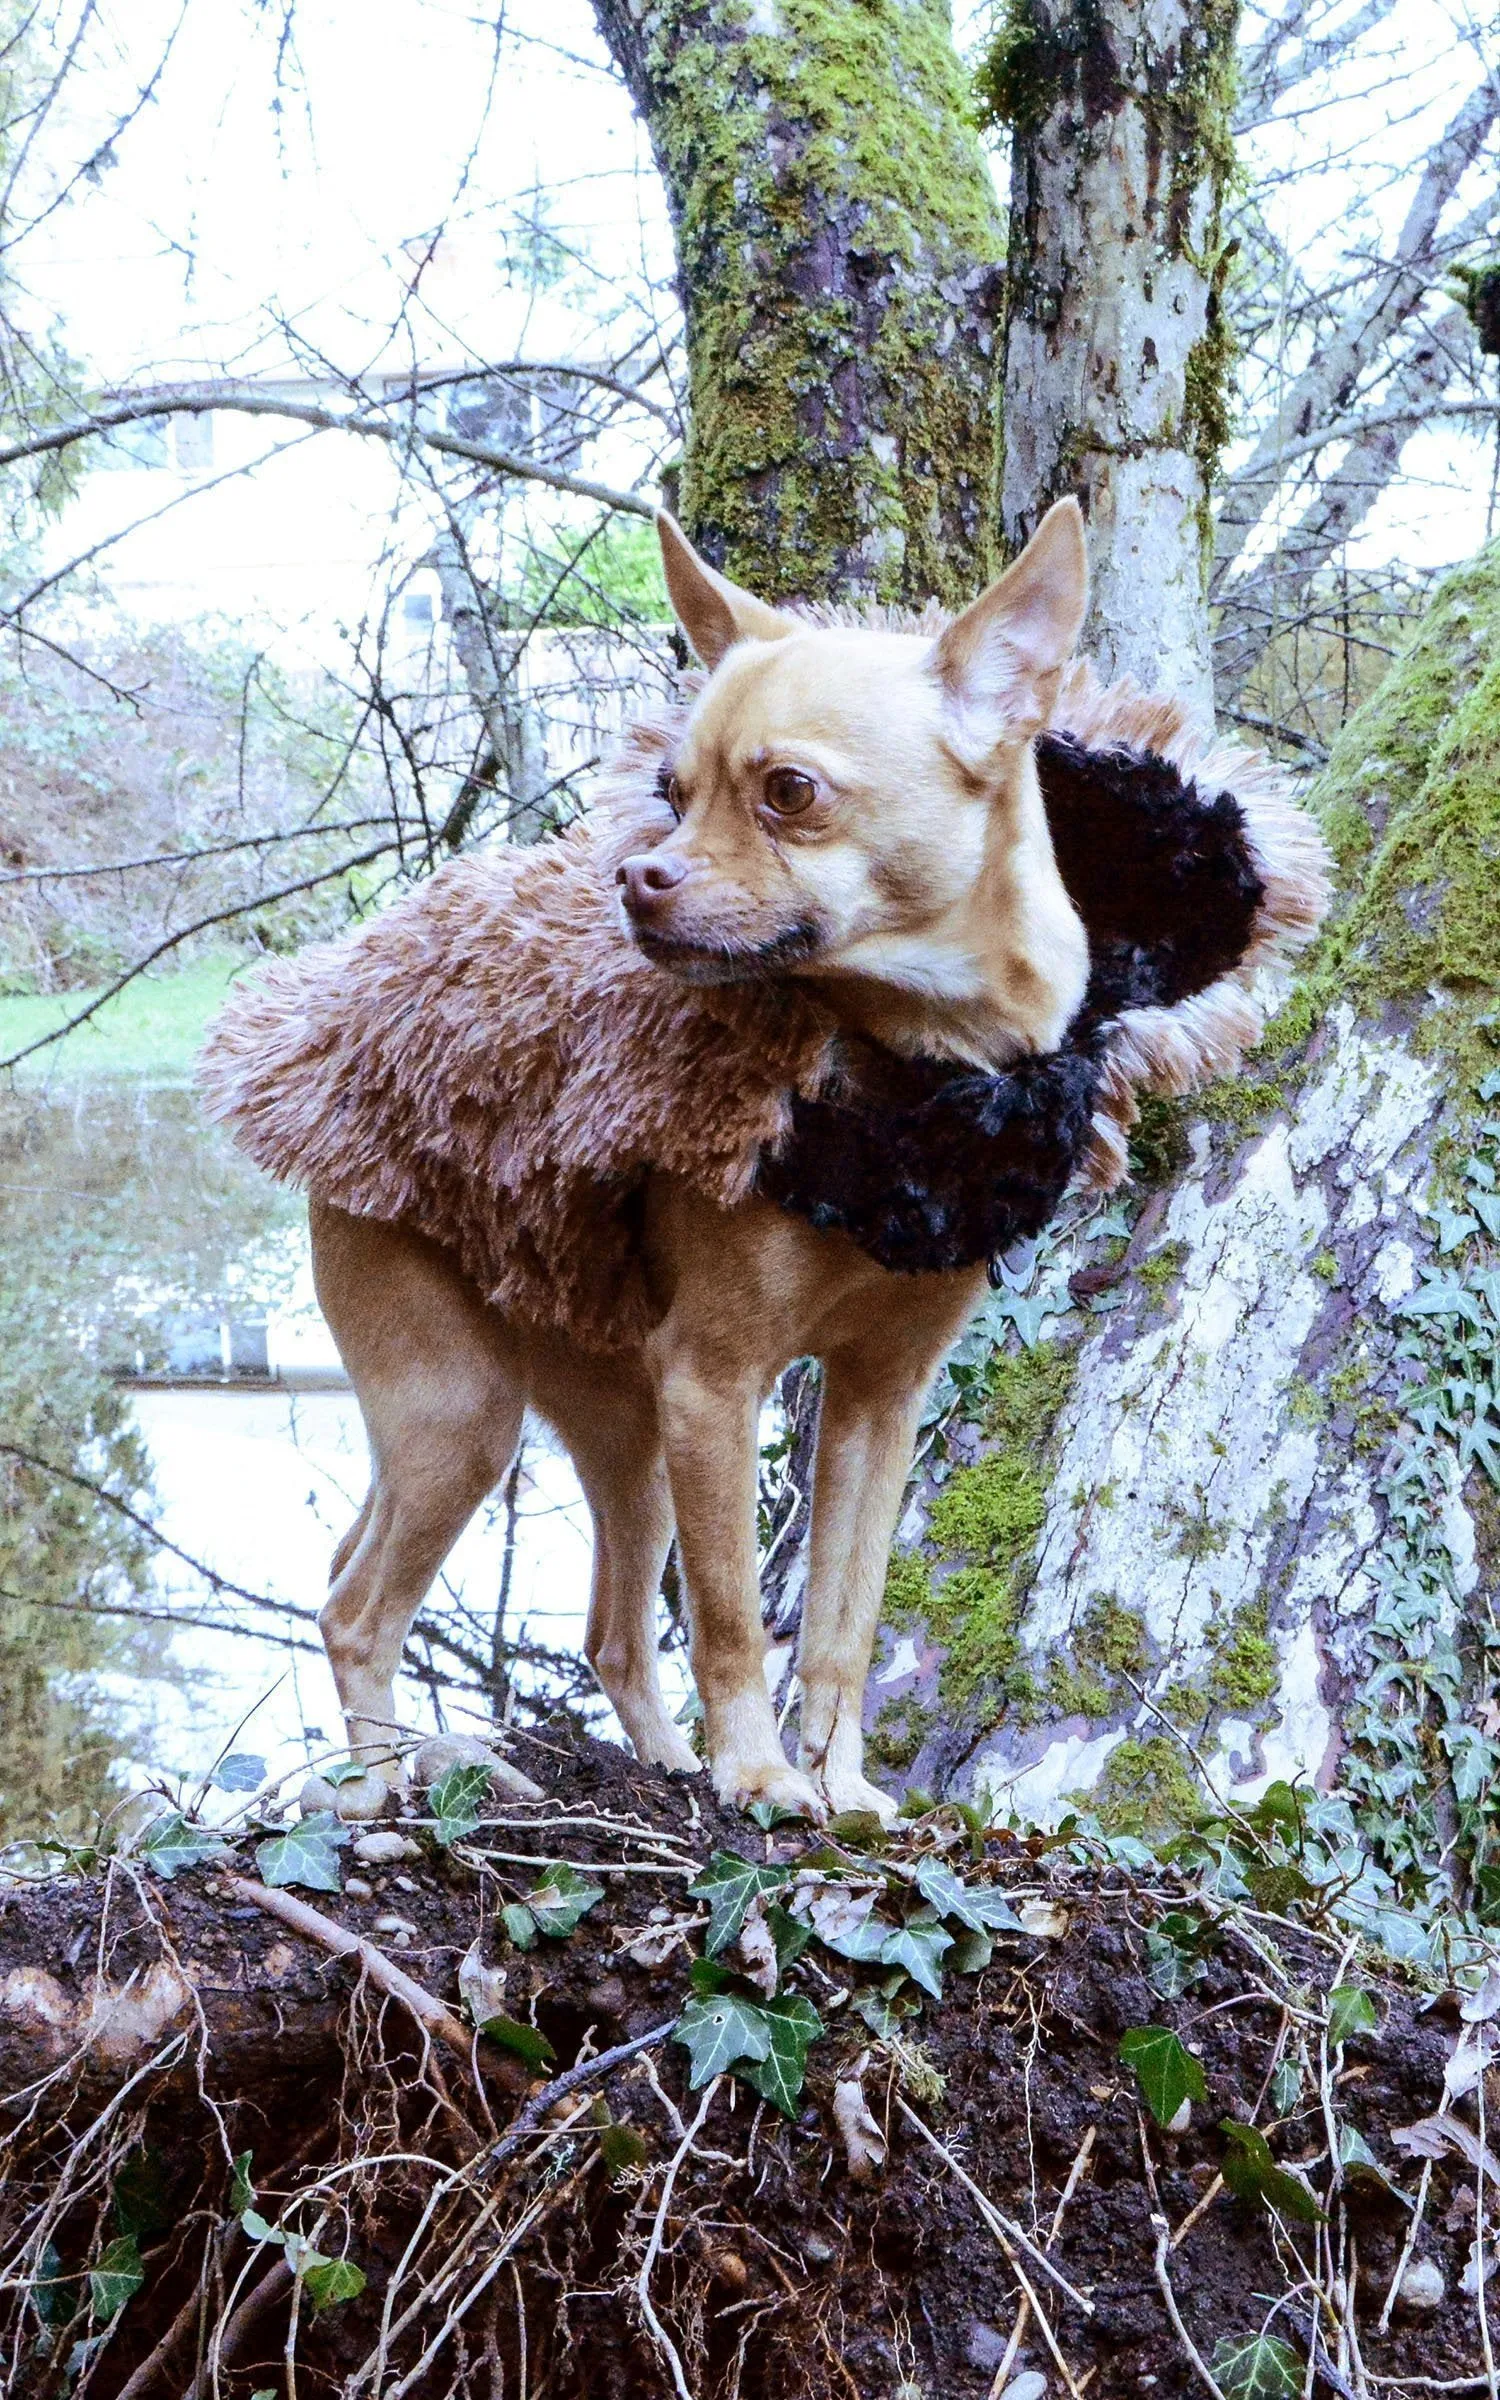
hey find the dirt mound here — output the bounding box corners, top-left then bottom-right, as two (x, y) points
(1, 1727), (1494, 2398)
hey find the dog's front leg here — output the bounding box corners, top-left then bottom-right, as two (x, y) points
(656, 1351), (824, 1818)
(796, 1357), (936, 1823)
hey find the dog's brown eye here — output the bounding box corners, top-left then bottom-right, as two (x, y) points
(763, 767), (817, 817)
(663, 772), (683, 818)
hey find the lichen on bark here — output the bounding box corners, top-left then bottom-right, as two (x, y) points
(982, 0), (1240, 704)
(590, 0), (1005, 606)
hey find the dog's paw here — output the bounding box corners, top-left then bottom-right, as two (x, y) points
(714, 1757), (826, 1822)
(816, 1770), (898, 1827)
(632, 1725), (703, 1778)
(299, 1768), (398, 1822)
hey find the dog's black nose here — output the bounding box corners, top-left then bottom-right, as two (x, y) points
(617, 852), (689, 915)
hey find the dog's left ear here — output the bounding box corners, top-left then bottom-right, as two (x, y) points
(657, 511), (794, 669)
(932, 497), (1089, 758)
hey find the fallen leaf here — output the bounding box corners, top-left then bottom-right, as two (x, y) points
(457, 1939), (507, 2027)
(737, 1899), (779, 1999)
(1017, 1897), (1069, 1940)
(1393, 2112), (1500, 2180)
(833, 2075), (888, 2182)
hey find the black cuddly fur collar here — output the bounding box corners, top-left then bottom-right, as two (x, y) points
(753, 734), (1267, 1276)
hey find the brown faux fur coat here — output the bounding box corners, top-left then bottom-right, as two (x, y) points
(198, 665), (1328, 1352)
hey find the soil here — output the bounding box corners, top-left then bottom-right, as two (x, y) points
(1, 1726), (1493, 2399)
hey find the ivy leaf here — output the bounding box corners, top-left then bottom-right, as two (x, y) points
(210, 1753), (266, 1793)
(737, 1993), (824, 2117)
(1338, 2123), (1398, 2192)
(825, 1809), (890, 1852)
(881, 1913), (953, 1999)
(525, 1861), (606, 1939)
(302, 2256), (366, 2315)
(689, 1853), (790, 1957)
(229, 2152), (256, 2216)
(501, 1903), (537, 1951)
(1212, 2332), (1303, 2399)
(913, 1857), (1023, 1934)
(480, 2012), (555, 2068)
(852, 1987), (906, 2039)
(254, 1812), (349, 1894)
(689, 1955), (732, 1997)
(671, 1990), (774, 2087)
(1269, 2058), (1303, 2117)
(141, 1812), (226, 1880)
(112, 2148), (169, 2240)
(29, 2242), (68, 2329)
(950, 1929), (994, 1974)
(599, 2123), (649, 2177)
(746, 1799), (803, 1830)
(1119, 2027), (1208, 2128)
(429, 1761), (491, 1847)
(767, 1903), (811, 1971)
(241, 2209), (286, 2247)
(1327, 1985), (1378, 2048)
(88, 2235), (144, 2324)
(1145, 1927), (1205, 1999)
(1220, 2121), (1325, 2223)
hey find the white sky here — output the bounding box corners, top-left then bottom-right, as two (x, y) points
(9, 0), (1499, 608)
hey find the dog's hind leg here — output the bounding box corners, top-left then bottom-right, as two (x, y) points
(311, 1203), (526, 1803)
(532, 1358), (697, 1774)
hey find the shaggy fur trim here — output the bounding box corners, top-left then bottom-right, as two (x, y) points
(199, 786), (836, 1350)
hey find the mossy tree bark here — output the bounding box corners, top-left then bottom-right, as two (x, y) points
(871, 548), (1500, 1906)
(981, 0), (1238, 713)
(589, 0), (1005, 608)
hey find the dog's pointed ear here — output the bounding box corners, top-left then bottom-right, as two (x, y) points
(932, 498), (1089, 756)
(657, 511), (793, 668)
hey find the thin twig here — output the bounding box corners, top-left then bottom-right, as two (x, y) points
(894, 2097), (1095, 2314)
(989, 2125), (1097, 2398)
(1141, 2111), (1229, 2400)
(639, 2078), (720, 2400)
(221, 1875), (473, 2059)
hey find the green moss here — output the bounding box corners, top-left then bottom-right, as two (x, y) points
(1312, 1250), (1341, 1284)
(1137, 1239), (1189, 1303)
(884, 1546), (933, 1623)
(1046, 1659), (1115, 1719)
(1210, 1602), (1278, 1711)
(1286, 1376), (1330, 1427)
(888, 1340), (1077, 1719)
(1195, 1077), (1286, 1138)
(1076, 1593), (1148, 1676)
(1095, 1737), (1202, 1837)
(642, 0), (1004, 605)
(1286, 544), (1500, 1090)
(868, 1692), (939, 1773)
(1166, 1497), (1229, 1559)
(1130, 1096), (1192, 1185)
(928, 1448), (1048, 1560)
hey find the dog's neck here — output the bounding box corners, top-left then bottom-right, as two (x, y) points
(802, 749), (1088, 1071)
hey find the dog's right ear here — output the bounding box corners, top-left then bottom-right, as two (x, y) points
(932, 497), (1090, 758)
(657, 512), (793, 669)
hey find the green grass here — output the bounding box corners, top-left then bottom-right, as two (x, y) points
(0, 954), (249, 1082)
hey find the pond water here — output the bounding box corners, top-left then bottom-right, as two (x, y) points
(0, 1073), (687, 1821)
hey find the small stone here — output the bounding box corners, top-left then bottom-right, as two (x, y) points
(411, 1732), (543, 1802)
(343, 1876), (373, 1900)
(585, 1977), (627, 2019)
(711, 2251), (749, 2292)
(647, 1906), (672, 1924)
(800, 2232), (835, 2264)
(1397, 2257), (1446, 2313)
(298, 1774), (340, 1816)
(963, 2320), (1008, 2371)
(1000, 2376), (1048, 2400)
(374, 1912), (417, 1938)
(352, 1831), (420, 1866)
(395, 1873), (418, 1892)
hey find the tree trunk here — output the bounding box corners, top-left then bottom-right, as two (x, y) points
(981, 0), (1238, 713)
(590, 0), (1005, 607)
(872, 543), (1500, 1909)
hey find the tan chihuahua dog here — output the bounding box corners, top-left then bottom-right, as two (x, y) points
(311, 498), (1090, 1822)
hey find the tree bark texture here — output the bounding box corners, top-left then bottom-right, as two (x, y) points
(982, 0), (1238, 712)
(590, 0), (1005, 608)
(868, 546), (1500, 1908)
